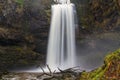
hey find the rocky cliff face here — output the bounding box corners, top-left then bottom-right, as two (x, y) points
(75, 0), (120, 34)
(1, 0), (51, 53)
(0, 0), (51, 71)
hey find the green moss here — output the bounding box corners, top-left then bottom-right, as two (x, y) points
(15, 0), (24, 6)
(80, 49), (120, 80)
(45, 10), (51, 23)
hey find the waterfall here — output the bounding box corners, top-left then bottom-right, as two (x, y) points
(54, 0), (70, 4)
(46, 0), (77, 70)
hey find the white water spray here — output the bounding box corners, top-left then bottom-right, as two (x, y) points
(46, 0), (77, 70)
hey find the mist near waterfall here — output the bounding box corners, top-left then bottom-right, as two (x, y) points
(76, 32), (120, 71)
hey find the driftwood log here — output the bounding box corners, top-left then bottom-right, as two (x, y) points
(37, 65), (82, 80)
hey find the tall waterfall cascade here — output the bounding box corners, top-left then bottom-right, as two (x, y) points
(46, 0), (77, 70)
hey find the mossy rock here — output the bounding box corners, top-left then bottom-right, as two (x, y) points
(0, 46), (43, 71)
(80, 49), (120, 80)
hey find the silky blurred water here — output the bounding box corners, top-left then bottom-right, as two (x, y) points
(46, 3), (77, 71)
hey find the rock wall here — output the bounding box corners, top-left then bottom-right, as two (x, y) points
(0, 0), (51, 71)
(74, 0), (120, 34)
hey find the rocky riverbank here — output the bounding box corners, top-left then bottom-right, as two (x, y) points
(1, 49), (120, 80)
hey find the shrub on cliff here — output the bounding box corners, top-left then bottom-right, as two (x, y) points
(80, 49), (120, 80)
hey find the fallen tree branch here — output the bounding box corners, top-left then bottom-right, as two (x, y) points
(46, 65), (52, 74)
(40, 66), (45, 73)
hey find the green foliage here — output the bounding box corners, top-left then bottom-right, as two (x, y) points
(80, 49), (120, 80)
(45, 10), (51, 23)
(15, 0), (24, 6)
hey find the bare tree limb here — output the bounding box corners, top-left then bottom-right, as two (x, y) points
(46, 65), (52, 74)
